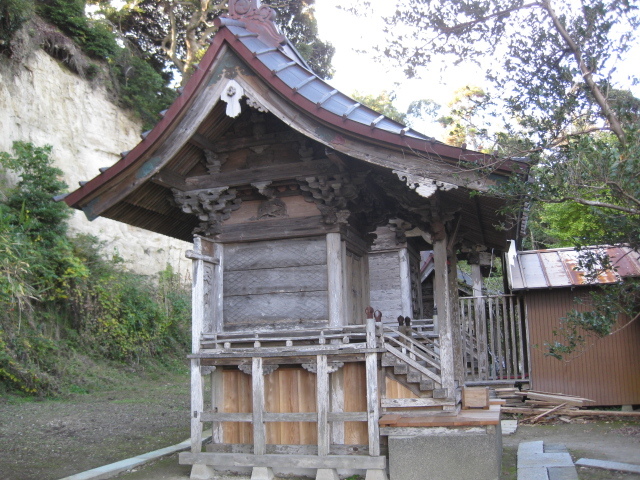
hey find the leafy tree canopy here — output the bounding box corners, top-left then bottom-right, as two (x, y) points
(92, 0), (335, 85)
(374, 0), (640, 356)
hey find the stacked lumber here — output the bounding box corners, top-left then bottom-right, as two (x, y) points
(500, 390), (640, 424)
(494, 387), (527, 407)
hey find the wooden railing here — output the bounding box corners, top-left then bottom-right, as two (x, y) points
(459, 294), (529, 382)
(377, 323), (442, 386)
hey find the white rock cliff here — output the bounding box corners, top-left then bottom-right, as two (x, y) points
(0, 49), (191, 278)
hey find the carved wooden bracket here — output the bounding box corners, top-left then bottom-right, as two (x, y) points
(173, 186), (242, 236)
(238, 363), (279, 375)
(200, 366), (216, 376)
(204, 151), (228, 175)
(297, 173), (360, 225)
(393, 170), (457, 198)
(246, 95), (268, 113)
(388, 218), (414, 244)
(301, 362), (344, 374)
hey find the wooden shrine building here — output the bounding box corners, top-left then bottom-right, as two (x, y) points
(64, 2), (523, 479)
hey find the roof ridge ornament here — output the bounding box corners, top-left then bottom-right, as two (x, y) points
(225, 0), (286, 46)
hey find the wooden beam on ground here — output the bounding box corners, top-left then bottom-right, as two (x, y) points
(179, 452), (387, 470)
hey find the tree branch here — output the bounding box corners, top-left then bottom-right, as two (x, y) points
(541, 0), (627, 145)
(545, 196), (640, 215)
(438, 2), (543, 35)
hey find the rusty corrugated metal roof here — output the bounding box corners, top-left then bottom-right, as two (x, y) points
(507, 242), (640, 290)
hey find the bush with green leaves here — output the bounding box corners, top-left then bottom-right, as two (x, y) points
(0, 142), (190, 396)
(37, 0), (117, 59)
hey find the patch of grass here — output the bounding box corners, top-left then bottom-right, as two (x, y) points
(501, 446), (517, 480)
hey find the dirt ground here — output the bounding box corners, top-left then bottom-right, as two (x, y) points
(2, 379), (639, 480)
(0, 376), (190, 480)
(501, 418), (640, 480)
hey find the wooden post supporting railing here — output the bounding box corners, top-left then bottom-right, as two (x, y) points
(365, 313), (380, 456)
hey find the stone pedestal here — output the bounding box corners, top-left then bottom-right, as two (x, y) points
(386, 420), (502, 480)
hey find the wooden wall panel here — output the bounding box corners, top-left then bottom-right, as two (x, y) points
(343, 363), (368, 445)
(345, 250), (367, 325)
(385, 377), (419, 399)
(222, 369), (253, 444)
(526, 289), (640, 406)
(369, 252), (403, 320)
(222, 365), (371, 445)
(222, 237), (329, 330)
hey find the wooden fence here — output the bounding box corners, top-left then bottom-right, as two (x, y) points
(459, 294), (529, 383)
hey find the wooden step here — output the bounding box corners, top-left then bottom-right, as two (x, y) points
(381, 397), (456, 408)
(393, 363), (409, 375)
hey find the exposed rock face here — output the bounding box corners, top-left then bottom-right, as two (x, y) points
(0, 49), (191, 277)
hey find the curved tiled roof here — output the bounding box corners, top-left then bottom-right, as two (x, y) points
(63, 1), (524, 237)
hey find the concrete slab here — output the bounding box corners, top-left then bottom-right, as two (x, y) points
(517, 466), (549, 480)
(518, 453), (574, 468)
(548, 466), (579, 480)
(518, 441), (544, 456)
(502, 420), (518, 435)
(576, 458), (640, 474)
(517, 441), (580, 480)
(544, 444), (568, 454)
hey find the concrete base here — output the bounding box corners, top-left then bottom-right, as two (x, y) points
(365, 469), (388, 480)
(190, 464), (216, 480)
(315, 468), (339, 480)
(388, 425), (502, 480)
(251, 467), (274, 480)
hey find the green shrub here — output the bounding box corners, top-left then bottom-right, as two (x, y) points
(111, 49), (177, 130)
(37, 0), (117, 59)
(0, 142), (190, 396)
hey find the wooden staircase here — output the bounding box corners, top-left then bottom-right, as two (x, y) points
(377, 321), (459, 412)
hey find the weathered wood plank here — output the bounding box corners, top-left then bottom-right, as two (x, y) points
(224, 237), (327, 271)
(317, 355), (330, 456)
(185, 159), (337, 189)
(223, 265), (327, 296)
(216, 216), (339, 243)
(252, 358), (266, 455)
(327, 233), (346, 328)
(179, 452), (386, 469)
(330, 367), (345, 444)
(365, 350), (380, 457)
(211, 368), (224, 443)
(398, 248), (412, 318)
(205, 443), (377, 456)
(223, 291), (328, 324)
(380, 398), (457, 408)
(191, 358), (204, 453)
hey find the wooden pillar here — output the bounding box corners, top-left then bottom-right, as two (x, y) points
(316, 355), (330, 456)
(433, 235), (463, 401)
(211, 241), (224, 333)
(189, 237), (205, 454)
(398, 248), (412, 318)
(365, 316), (380, 456)
(327, 233), (345, 327)
(252, 357), (266, 455)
